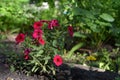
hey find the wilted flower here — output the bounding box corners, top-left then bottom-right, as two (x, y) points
(68, 26), (74, 37)
(15, 33), (25, 44)
(24, 48), (31, 60)
(48, 19), (59, 29)
(53, 55), (63, 66)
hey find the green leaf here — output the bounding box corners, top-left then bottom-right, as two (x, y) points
(115, 43), (120, 47)
(68, 43), (83, 58)
(10, 65), (15, 72)
(44, 56), (51, 60)
(34, 67), (39, 72)
(95, 20), (112, 27)
(53, 49), (58, 54)
(72, 7), (81, 15)
(99, 62), (104, 68)
(48, 0), (55, 8)
(52, 40), (57, 47)
(87, 22), (100, 32)
(32, 49), (44, 57)
(73, 32), (86, 38)
(38, 50), (44, 54)
(44, 60), (48, 65)
(100, 13), (114, 22)
(9, 28), (20, 34)
(32, 65), (39, 72)
(43, 66), (47, 72)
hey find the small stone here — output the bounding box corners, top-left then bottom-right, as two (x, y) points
(7, 77), (14, 80)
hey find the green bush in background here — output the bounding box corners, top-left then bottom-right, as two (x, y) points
(58, 0), (120, 48)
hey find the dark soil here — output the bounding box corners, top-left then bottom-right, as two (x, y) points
(0, 63), (40, 80)
(0, 63), (120, 80)
(0, 62), (119, 80)
(0, 37), (120, 80)
(56, 63), (120, 80)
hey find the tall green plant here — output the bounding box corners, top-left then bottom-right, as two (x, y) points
(57, 0), (120, 49)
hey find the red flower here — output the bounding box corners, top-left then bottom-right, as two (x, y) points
(33, 21), (43, 29)
(32, 29), (43, 39)
(24, 48), (31, 60)
(24, 55), (29, 60)
(48, 19), (59, 29)
(38, 37), (45, 45)
(68, 26), (74, 37)
(53, 55), (63, 66)
(24, 48), (31, 55)
(15, 33), (25, 44)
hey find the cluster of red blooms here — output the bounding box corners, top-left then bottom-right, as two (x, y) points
(15, 19), (74, 66)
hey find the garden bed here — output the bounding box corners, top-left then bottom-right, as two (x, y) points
(0, 62), (120, 80)
(1, 0), (120, 80)
(0, 36), (120, 80)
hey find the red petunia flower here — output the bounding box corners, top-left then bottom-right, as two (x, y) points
(53, 55), (63, 66)
(38, 37), (45, 45)
(24, 48), (31, 60)
(48, 19), (59, 29)
(68, 26), (74, 37)
(15, 33), (25, 44)
(32, 29), (43, 39)
(24, 55), (29, 60)
(33, 21), (43, 29)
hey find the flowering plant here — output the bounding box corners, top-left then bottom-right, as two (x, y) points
(14, 19), (74, 75)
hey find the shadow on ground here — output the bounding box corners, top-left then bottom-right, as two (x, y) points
(57, 63), (120, 80)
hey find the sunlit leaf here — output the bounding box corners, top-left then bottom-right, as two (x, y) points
(44, 56), (51, 60)
(73, 32), (86, 38)
(100, 13), (114, 22)
(68, 43), (84, 58)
